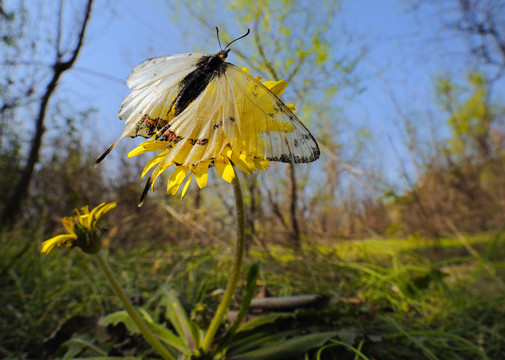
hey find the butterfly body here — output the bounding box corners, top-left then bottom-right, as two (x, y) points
(173, 50), (230, 118)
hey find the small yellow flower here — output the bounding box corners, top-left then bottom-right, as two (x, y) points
(129, 74), (296, 201)
(41, 202), (117, 255)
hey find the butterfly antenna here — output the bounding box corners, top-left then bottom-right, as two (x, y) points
(216, 26), (223, 50)
(224, 28), (250, 50)
(138, 176), (154, 207)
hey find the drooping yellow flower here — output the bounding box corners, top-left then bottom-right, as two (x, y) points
(129, 74), (297, 202)
(41, 202), (117, 255)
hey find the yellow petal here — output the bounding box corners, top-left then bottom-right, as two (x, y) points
(230, 151), (255, 174)
(194, 161), (211, 189)
(91, 202), (117, 227)
(80, 213), (91, 228)
(224, 145), (233, 158)
(89, 202), (105, 222)
(128, 139), (166, 157)
(253, 158), (271, 171)
(141, 153), (168, 178)
(74, 206), (87, 218)
(214, 156), (235, 183)
(75, 206), (90, 227)
(263, 79), (287, 97)
(150, 160), (175, 188)
(180, 173), (193, 199)
(286, 103), (295, 111)
(41, 234), (75, 255)
(166, 166), (189, 195)
(61, 216), (75, 234)
(99, 202), (117, 216)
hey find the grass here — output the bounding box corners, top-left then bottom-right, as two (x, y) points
(1, 226), (504, 359)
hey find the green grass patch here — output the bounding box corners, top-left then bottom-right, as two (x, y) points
(1, 228), (504, 359)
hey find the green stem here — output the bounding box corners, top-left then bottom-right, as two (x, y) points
(96, 250), (175, 360)
(201, 170), (246, 352)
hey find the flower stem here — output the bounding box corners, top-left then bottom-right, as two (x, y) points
(201, 170), (246, 353)
(96, 250), (175, 360)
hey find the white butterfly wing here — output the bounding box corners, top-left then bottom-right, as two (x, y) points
(161, 63), (319, 166)
(118, 53), (205, 138)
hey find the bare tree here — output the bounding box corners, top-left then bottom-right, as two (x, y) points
(453, 0), (505, 73)
(411, 0), (505, 78)
(0, 0), (93, 227)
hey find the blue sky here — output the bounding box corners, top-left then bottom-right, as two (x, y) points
(56, 0), (476, 186)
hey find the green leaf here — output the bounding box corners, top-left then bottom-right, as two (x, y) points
(224, 262), (261, 338)
(229, 332), (337, 360)
(142, 318), (189, 353)
(237, 313), (293, 333)
(227, 330), (300, 356)
(60, 338), (89, 359)
(159, 287), (200, 350)
(98, 307), (188, 355)
(99, 311), (139, 334)
(57, 334), (108, 359)
(336, 328), (361, 346)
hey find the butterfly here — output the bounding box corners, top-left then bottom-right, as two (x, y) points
(95, 28), (319, 180)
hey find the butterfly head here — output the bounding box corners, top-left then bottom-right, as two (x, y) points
(217, 49), (230, 60)
(215, 27), (250, 54)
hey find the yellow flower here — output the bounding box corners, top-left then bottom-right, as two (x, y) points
(41, 202), (117, 255)
(129, 74), (296, 201)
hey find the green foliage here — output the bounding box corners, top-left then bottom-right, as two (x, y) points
(436, 71), (497, 161)
(83, 262), (333, 359)
(2, 227), (505, 359)
(0, 227), (114, 357)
